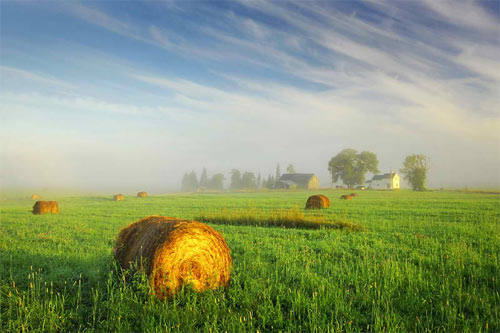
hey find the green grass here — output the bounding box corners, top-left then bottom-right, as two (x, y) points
(0, 189), (499, 331)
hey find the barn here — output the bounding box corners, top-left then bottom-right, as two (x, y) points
(276, 173), (319, 189)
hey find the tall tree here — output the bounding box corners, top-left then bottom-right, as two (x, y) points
(328, 149), (379, 188)
(188, 171), (198, 191)
(257, 173), (262, 189)
(181, 171), (198, 191)
(230, 169), (242, 190)
(275, 163), (281, 181)
(400, 154), (429, 191)
(181, 173), (189, 192)
(200, 168), (208, 187)
(264, 175), (275, 189)
(286, 164), (296, 173)
(241, 172), (257, 189)
(208, 173), (225, 191)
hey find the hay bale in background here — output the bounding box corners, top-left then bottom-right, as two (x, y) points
(32, 201), (59, 215)
(137, 192), (148, 198)
(31, 194), (40, 200)
(340, 195), (353, 200)
(350, 193), (358, 197)
(113, 194), (124, 201)
(114, 216), (232, 299)
(305, 194), (331, 209)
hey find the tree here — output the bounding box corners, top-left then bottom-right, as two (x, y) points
(328, 149), (379, 188)
(208, 173), (225, 191)
(264, 174), (275, 189)
(257, 173), (262, 189)
(230, 169), (242, 190)
(181, 173), (189, 191)
(181, 171), (198, 191)
(240, 172), (257, 189)
(200, 168), (208, 187)
(400, 154), (429, 191)
(286, 164), (296, 173)
(275, 163), (281, 181)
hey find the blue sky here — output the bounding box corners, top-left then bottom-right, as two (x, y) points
(1, 0), (499, 191)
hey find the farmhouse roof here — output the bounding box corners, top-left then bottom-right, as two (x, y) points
(279, 173), (316, 183)
(372, 172), (398, 181)
(279, 180), (297, 186)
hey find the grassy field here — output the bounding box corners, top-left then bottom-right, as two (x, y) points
(0, 190), (499, 331)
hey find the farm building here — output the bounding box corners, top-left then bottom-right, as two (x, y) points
(368, 172), (400, 189)
(276, 173), (319, 189)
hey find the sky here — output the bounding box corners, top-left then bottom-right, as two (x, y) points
(0, 0), (499, 192)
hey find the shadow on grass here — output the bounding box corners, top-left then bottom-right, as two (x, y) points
(1, 249), (113, 293)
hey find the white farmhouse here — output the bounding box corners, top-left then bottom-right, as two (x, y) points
(369, 172), (400, 190)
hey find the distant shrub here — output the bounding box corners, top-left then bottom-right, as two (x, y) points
(196, 206), (364, 231)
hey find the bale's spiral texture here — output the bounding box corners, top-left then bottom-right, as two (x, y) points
(32, 201), (59, 215)
(318, 194), (331, 206)
(350, 193), (359, 197)
(113, 194), (124, 201)
(137, 192), (148, 198)
(305, 194), (331, 209)
(340, 195), (353, 200)
(115, 216), (232, 299)
(31, 194), (40, 200)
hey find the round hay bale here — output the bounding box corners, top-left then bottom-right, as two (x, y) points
(340, 195), (353, 200)
(114, 216), (232, 299)
(350, 193), (358, 197)
(137, 192), (148, 198)
(305, 194), (331, 209)
(32, 201), (59, 215)
(31, 194), (40, 200)
(113, 194), (124, 201)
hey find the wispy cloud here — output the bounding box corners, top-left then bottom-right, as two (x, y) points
(63, 2), (140, 40)
(1, 0), (498, 189)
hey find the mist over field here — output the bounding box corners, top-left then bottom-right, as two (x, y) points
(1, 1), (499, 191)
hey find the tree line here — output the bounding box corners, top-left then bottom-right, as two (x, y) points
(181, 163), (297, 192)
(181, 169), (225, 192)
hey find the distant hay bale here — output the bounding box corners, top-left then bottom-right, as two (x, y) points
(340, 195), (353, 200)
(31, 194), (40, 200)
(113, 194), (124, 201)
(137, 192), (148, 198)
(114, 216), (232, 299)
(350, 193), (358, 197)
(305, 194), (331, 209)
(32, 201), (59, 215)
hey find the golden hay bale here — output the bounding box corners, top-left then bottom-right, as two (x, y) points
(114, 216), (232, 299)
(305, 194), (331, 209)
(113, 194), (124, 201)
(32, 201), (59, 215)
(137, 192), (148, 198)
(340, 195), (353, 200)
(350, 193), (359, 197)
(31, 194), (40, 200)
